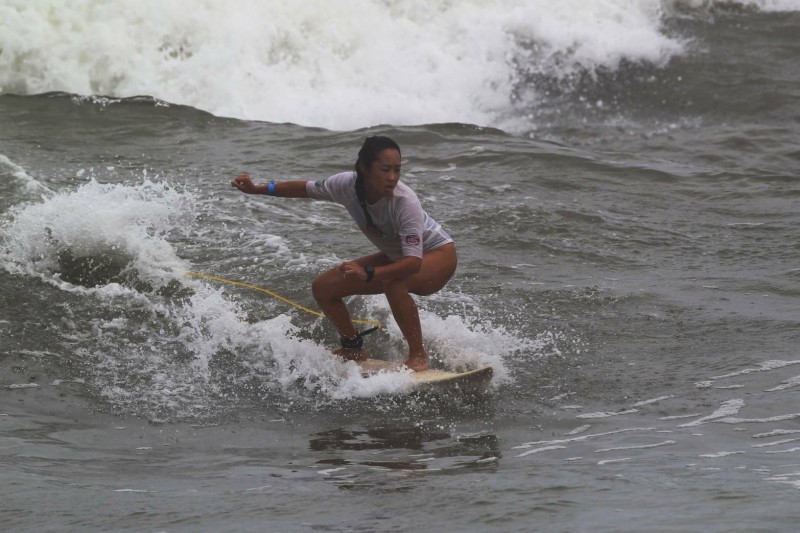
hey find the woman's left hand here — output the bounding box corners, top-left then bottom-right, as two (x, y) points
(231, 174), (260, 194)
(339, 261), (367, 281)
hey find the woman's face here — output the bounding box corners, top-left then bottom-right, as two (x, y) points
(363, 148), (401, 199)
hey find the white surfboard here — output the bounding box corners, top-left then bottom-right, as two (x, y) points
(358, 358), (493, 393)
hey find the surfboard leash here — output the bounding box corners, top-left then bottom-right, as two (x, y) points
(184, 271), (383, 329)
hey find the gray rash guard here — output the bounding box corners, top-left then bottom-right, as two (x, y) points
(305, 171), (453, 262)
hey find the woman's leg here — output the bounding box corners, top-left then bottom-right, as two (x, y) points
(311, 252), (389, 359)
(383, 244), (457, 371)
(312, 244), (457, 370)
(383, 280), (426, 369)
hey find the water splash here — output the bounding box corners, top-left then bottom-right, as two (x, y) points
(2, 178), (194, 291)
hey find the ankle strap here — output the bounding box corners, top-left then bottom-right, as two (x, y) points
(339, 326), (379, 349)
(340, 333), (364, 350)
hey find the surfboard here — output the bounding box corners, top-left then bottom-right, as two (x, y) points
(358, 358), (493, 394)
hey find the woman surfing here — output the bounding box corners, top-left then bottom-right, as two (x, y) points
(230, 136), (456, 371)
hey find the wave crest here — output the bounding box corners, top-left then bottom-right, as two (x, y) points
(0, 0), (694, 131)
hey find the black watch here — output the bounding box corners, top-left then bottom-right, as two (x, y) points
(365, 265), (375, 282)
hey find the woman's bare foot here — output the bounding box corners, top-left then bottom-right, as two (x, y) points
(333, 347), (368, 362)
(404, 355), (429, 372)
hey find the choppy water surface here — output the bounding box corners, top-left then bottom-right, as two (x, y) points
(2, 2), (800, 531)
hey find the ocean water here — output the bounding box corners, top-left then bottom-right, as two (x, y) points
(2, 1), (800, 531)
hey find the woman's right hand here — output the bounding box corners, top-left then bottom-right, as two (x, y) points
(231, 174), (259, 194)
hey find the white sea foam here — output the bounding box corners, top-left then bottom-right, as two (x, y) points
(764, 447), (800, 454)
(514, 427), (656, 451)
(753, 429), (800, 438)
(565, 425), (592, 435)
(698, 451), (745, 458)
(765, 374), (800, 392)
(710, 359), (800, 380)
(0, 0), (691, 131)
(1, 178), (195, 289)
(594, 440), (676, 453)
(576, 409), (639, 419)
(678, 399), (745, 427)
(632, 395), (673, 407)
(597, 458), (632, 465)
(719, 413), (800, 424)
(751, 438), (800, 448)
(516, 445), (568, 457)
(0, 154), (51, 196)
(7, 383), (40, 389)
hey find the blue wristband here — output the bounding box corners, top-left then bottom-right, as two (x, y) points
(267, 181), (277, 196)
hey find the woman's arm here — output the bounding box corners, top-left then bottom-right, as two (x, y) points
(230, 174), (309, 198)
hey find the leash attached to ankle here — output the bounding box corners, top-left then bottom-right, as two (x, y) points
(340, 333), (364, 350)
(339, 326), (378, 349)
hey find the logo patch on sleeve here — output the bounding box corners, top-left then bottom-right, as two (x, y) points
(314, 178), (326, 189)
(404, 233), (421, 246)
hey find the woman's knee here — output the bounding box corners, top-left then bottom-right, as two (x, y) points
(411, 281), (437, 297)
(311, 271), (335, 302)
(382, 277), (411, 299)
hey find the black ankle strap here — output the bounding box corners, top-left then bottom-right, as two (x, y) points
(340, 334), (364, 350)
(339, 326), (378, 350)
(339, 326), (378, 349)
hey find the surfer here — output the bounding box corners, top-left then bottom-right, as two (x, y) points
(230, 136), (456, 371)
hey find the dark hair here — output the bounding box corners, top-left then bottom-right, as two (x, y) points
(355, 136), (401, 178)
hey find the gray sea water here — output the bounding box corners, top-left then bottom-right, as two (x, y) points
(2, 3), (800, 532)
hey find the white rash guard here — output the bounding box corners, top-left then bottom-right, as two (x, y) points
(305, 171), (453, 262)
